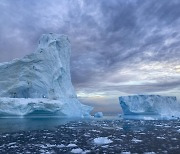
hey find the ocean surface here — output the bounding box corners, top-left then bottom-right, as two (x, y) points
(0, 116), (180, 153)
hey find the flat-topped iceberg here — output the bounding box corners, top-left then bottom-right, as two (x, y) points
(0, 33), (93, 117)
(119, 95), (180, 117)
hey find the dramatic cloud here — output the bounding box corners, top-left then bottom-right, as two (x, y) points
(0, 0), (180, 114)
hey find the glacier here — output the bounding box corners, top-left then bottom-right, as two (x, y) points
(119, 95), (180, 117)
(0, 33), (93, 117)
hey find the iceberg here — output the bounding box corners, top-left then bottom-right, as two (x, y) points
(0, 33), (93, 117)
(94, 112), (103, 118)
(119, 95), (180, 117)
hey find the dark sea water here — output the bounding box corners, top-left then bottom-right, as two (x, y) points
(0, 116), (180, 154)
(0, 116), (80, 133)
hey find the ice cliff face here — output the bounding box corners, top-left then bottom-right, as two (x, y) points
(119, 95), (180, 117)
(0, 34), (74, 99)
(0, 33), (93, 116)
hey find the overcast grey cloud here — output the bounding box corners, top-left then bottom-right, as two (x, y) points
(0, 0), (180, 114)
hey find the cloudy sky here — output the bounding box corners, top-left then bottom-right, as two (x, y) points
(0, 0), (180, 114)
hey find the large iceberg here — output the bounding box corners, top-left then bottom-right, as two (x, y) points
(119, 95), (180, 117)
(0, 33), (93, 117)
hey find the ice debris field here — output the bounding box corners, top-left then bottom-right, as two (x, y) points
(0, 119), (180, 153)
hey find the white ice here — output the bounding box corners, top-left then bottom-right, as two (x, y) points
(119, 95), (180, 117)
(93, 137), (113, 145)
(71, 148), (83, 153)
(94, 112), (103, 118)
(0, 33), (93, 117)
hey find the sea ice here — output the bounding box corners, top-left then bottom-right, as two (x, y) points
(131, 138), (142, 143)
(71, 148), (83, 153)
(66, 144), (77, 147)
(93, 137), (113, 145)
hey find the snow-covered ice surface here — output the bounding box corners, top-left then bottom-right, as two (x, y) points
(119, 95), (180, 117)
(0, 33), (92, 117)
(0, 117), (180, 153)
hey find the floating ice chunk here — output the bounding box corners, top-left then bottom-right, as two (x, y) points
(56, 144), (65, 148)
(155, 124), (163, 127)
(46, 144), (56, 148)
(82, 150), (91, 154)
(132, 138), (142, 143)
(118, 113), (122, 117)
(157, 136), (165, 139)
(101, 145), (109, 148)
(8, 142), (16, 145)
(94, 112), (103, 118)
(71, 148), (83, 153)
(67, 144), (77, 147)
(93, 137), (113, 145)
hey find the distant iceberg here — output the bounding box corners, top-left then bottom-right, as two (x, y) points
(0, 33), (93, 117)
(94, 112), (103, 118)
(119, 95), (180, 117)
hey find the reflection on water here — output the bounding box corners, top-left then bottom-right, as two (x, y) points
(0, 115), (179, 133)
(122, 115), (172, 120)
(0, 116), (120, 133)
(0, 116), (82, 133)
